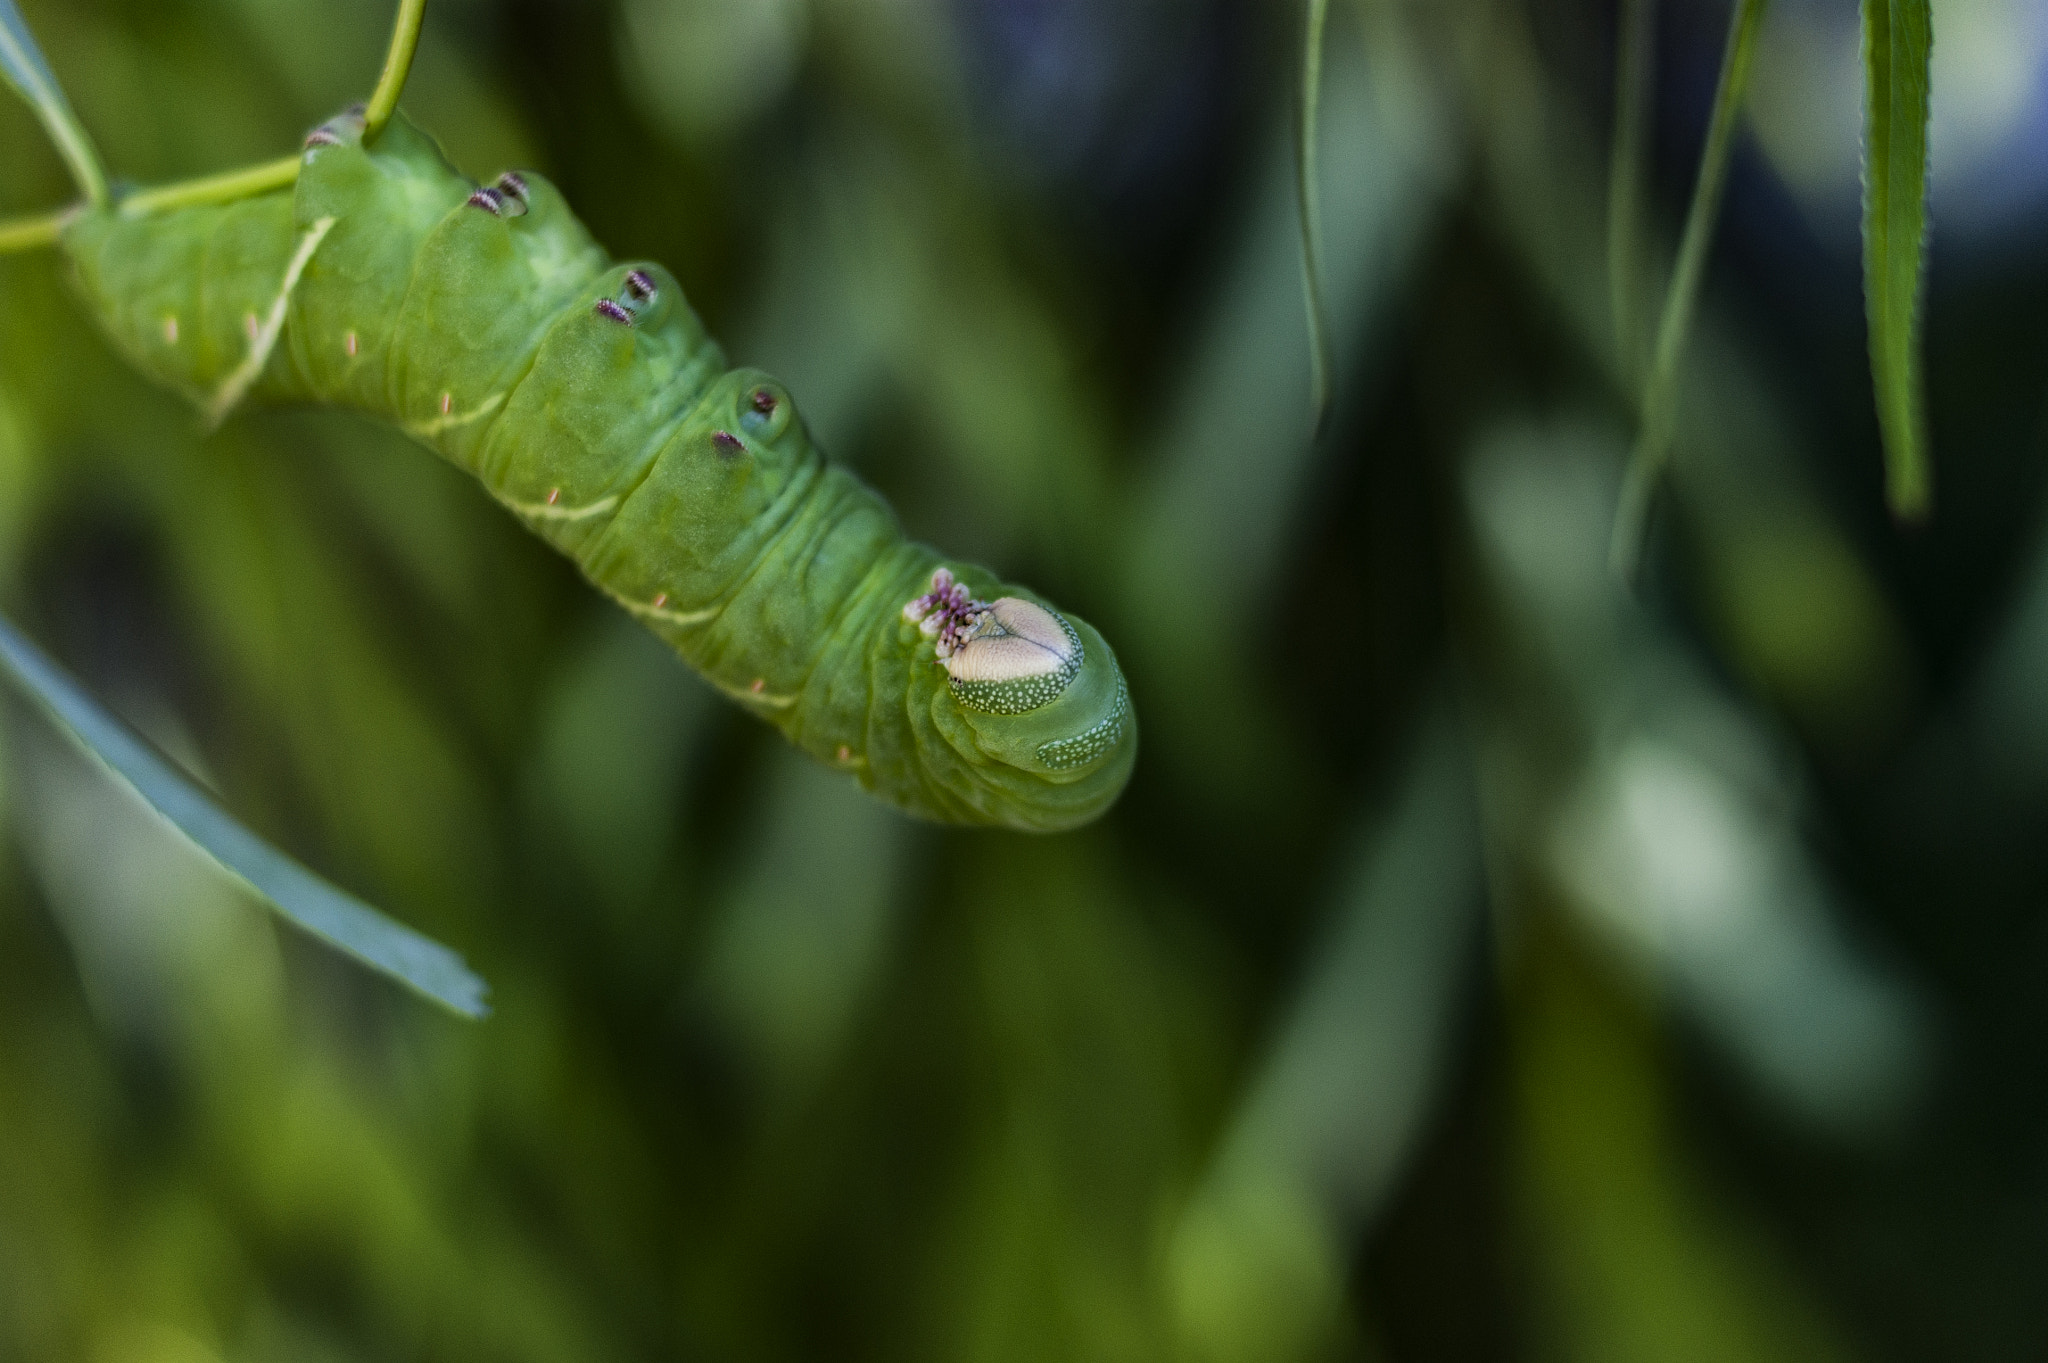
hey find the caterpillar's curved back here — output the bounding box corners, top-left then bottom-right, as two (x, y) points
(61, 109), (1135, 831)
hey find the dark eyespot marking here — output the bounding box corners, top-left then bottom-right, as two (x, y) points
(303, 106), (364, 154)
(467, 187), (506, 215)
(712, 430), (747, 459)
(609, 270), (662, 323)
(494, 172), (530, 215)
(739, 382), (791, 439)
(594, 298), (635, 325)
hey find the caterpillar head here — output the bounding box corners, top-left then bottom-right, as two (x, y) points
(904, 570), (1134, 789)
(906, 575), (1081, 714)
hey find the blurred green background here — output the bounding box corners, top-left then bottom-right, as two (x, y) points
(3, 0), (2048, 1357)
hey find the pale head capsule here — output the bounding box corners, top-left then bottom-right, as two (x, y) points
(942, 597), (1083, 715)
(903, 569), (1081, 716)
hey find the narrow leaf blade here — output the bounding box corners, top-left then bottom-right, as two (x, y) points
(0, 0), (108, 207)
(1861, 0), (1933, 519)
(1296, 0), (1333, 434)
(0, 0), (60, 107)
(0, 613), (490, 1018)
(1608, 0), (1770, 578)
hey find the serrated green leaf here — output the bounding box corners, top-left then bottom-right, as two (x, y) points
(1862, 0), (1933, 520)
(0, 613), (490, 1019)
(0, 0), (107, 207)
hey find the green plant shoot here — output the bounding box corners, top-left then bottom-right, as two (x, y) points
(1862, 0), (1934, 520)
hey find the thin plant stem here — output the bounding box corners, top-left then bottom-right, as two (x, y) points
(362, 0), (427, 143)
(117, 154), (301, 217)
(110, 0), (428, 219)
(1298, 0), (1333, 433)
(0, 206), (64, 253)
(31, 90), (107, 210)
(1607, 0), (1655, 381)
(1609, 0), (1770, 579)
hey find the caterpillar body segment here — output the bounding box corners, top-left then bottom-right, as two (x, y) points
(60, 112), (1135, 831)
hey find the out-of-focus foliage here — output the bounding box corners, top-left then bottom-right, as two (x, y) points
(0, 614), (488, 1017)
(4, 0), (2048, 1359)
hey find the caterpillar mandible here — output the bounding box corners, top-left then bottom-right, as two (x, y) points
(60, 107), (1135, 832)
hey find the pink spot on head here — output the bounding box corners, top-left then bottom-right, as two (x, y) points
(901, 568), (989, 658)
(162, 316), (178, 345)
(243, 313), (259, 342)
(749, 678), (765, 694)
(344, 330), (357, 356)
(836, 745), (852, 762)
(546, 488), (560, 504)
(439, 392), (452, 416)
(652, 593), (668, 609)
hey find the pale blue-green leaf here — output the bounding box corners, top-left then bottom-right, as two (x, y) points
(0, 0), (108, 206)
(0, 613), (490, 1018)
(0, 0), (59, 104)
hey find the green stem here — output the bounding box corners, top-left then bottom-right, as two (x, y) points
(362, 0), (427, 143)
(1297, 0), (1333, 433)
(1609, 0), (1770, 580)
(0, 206), (64, 253)
(108, 0), (427, 219)
(1607, 0), (1655, 380)
(1863, 0), (1934, 521)
(117, 154), (301, 217)
(36, 92), (107, 209)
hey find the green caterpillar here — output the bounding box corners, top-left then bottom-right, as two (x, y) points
(59, 107), (1135, 832)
